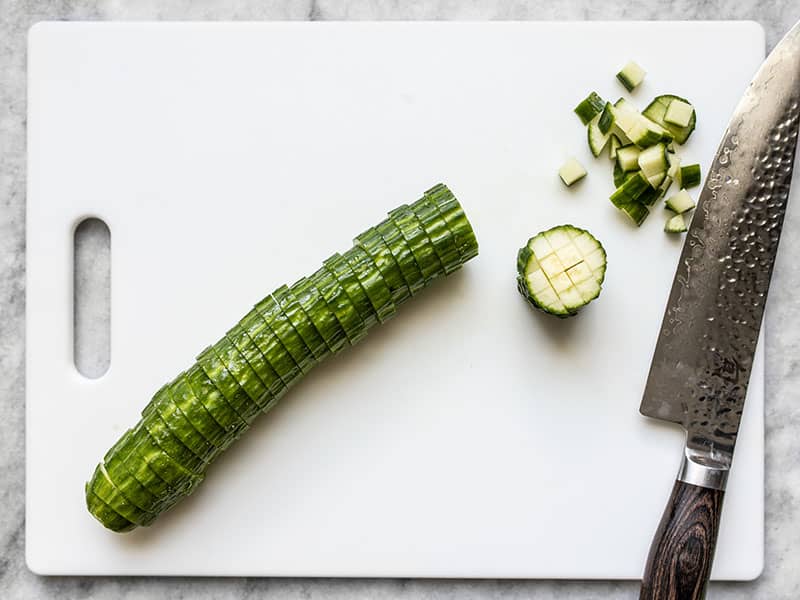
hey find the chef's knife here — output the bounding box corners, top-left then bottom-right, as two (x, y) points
(639, 21), (800, 600)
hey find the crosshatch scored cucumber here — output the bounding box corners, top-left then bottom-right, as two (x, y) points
(86, 183), (479, 532)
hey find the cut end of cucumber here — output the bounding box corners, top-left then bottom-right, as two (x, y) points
(665, 189), (696, 214)
(665, 212), (689, 233)
(517, 225), (606, 318)
(574, 91), (606, 125)
(558, 157), (588, 186)
(616, 61), (646, 92)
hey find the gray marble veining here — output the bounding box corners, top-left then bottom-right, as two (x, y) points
(2, 1), (799, 598)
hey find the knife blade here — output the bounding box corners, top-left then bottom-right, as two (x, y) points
(639, 21), (800, 600)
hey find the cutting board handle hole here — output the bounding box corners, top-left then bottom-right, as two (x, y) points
(73, 217), (111, 379)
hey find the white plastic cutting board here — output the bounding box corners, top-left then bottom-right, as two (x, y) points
(27, 21), (767, 578)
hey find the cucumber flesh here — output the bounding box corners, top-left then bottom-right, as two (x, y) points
(517, 225), (607, 317)
(574, 91), (606, 125)
(665, 189), (696, 214)
(642, 94), (696, 145)
(616, 61), (646, 91)
(587, 113), (612, 157)
(664, 99), (694, 128)
(558, 157), (587, 186)
(679, 164), (702, 188)
(608, 135), (622, 161)
(665, 212), (689, 233)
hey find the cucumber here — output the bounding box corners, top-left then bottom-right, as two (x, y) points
(89, 464), (157, 527)
(355, 227), (411, 303)
(290, 276), (350, 353)
(618, 201), (650, 226)
(255, 290), (316, 375)
(409, 196), (463, 274)
(608, 135), (622, 161)
(307, 268), (361, 350)
(195, 346), (260, 426)
(665, 189), (696, 214)
(517, 225), (606, 317)
(85, 489), (136, 533)
(558, 157), (587, 186)
(587, 112), (612, 157)
(573, 91), (606, 125)
(210, 339), (271, 414)
(616, 61), (646, 91)
(425, 184), (479, 262)
(616, 145), (641, 172)
(343, 245), (396, 323)
(664, 98), (694, 127)
(679, 164), (702, 188)
(87, 184), (480, 532)
(225, 323), (286, 402)
(142, 398), (207, 474)
(598, 102), (615, 135)
(275, 287), (329, 362)
(642, 94), (696, 145)
(146, 387), (216, 463)
(610, 171), (650, 206)
(323, 253), (378, 333)
(665, 212), (688, 233)
(184, 364), (249, 436)
(389, 205), (444, 283)
(374, 220), (426, 295)
(168, 374), (230, 450)
(239, 309), (303, 389)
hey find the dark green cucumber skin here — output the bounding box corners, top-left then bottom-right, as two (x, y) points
(354, 227), (411, 304)
(374, 220), (426, 295)
(342, 245), (395, 323)
(87, 183), (479, 532)
(255, 291), (316, 375)
(323, 253), (379, 332)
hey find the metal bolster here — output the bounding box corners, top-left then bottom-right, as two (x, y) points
(677, 447), (730, 491)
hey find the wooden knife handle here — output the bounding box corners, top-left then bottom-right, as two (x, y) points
(640, 480), (725, 600)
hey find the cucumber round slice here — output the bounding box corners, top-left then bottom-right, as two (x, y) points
(226, 323), (286, 400)
(308, 267), (365, 346)
(208, 340), (269, 417)
(194, 346), (257, 428)
(323, 252), (377, 334)
(374, 220), (426, 295)
(277, 287), (329, 361)
(142, 404), (207, 474)
(517, 225), (607, 318)
(85, 488), (136, 533)
(102, 431), (176, 513)
(409, 196), (462, 275)
(255, 292), (315, 375)
(354, 227), (411, 304)
(168, 374), (231, 450)
(146, 388), (216, 463)
(388, 205), (444, 283)
(239, 309), (302, 389)
(130, 424), (204, 495)
(424, 184), (479, 262)
(184, 365), (249, 437)
(88, 464), (157, 527)
(106, 428), (183, 501)
(341, 246), (395, 323)
(290, 276), (349, 353)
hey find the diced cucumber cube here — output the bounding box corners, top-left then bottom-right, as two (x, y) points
(680, 164), (702, 188)
(664, 99), (694, 128)
(616, 61), (646, 91)
(665, 189), (696, 214)
(574, 91), (606, 125)
(665, 212), (688, 233)
(558, 157), (587, 186)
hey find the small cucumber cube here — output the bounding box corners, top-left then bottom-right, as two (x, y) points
(664, 99), (694, 127)
(573, 91), (606, 125)
(665, 189), (696, 214)
(679, 164), (702, 188)
(598, 102), (615, 135)
(616, 61), (646, 91)
(665, 212), (689, 233)
(617, 145), (641, 172)
(558, 157), (587, 186)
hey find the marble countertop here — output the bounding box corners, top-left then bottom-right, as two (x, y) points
(2, 1), (799, 598)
